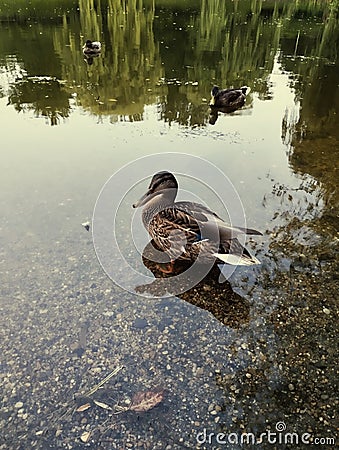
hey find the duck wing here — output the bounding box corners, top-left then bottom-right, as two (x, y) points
(175, 201), (222, 221)
(219, 87), (247, 96)
(220, 90), (244, 103)
(149, 207), (203, 260)
(175, 201), (262, 239)
(148, 204), (261, 263)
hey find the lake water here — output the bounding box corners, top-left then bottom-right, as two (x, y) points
(0, 1), (338, 449)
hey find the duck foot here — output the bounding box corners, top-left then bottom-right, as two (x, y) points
(157, 261), (175, 274)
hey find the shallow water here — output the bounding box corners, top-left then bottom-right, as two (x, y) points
(0, 1), (338, 449)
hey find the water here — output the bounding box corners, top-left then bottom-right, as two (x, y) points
(0, 1), (338, 449)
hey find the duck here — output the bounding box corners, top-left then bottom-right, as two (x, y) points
(133, 171), (262, 272)
(82, 39), (101, 55)
(210, 85), (248, 110)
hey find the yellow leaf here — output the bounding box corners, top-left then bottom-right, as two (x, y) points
(76, 403), (91, 412)
(93, 400), (111, 410)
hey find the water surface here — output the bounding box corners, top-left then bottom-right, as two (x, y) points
(0, 1), (338, 449)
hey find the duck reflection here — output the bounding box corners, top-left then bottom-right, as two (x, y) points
(83, 53), (101, 65)
(209, 106), (245, 125)
(136, 240), (250, 328)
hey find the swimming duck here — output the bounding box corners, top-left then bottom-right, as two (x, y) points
(210, 85), (248, 110)
(133, 171), (261, 271)
(82, 40), (101, 55)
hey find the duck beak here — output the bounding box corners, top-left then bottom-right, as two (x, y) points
(132, 189), (153, 208)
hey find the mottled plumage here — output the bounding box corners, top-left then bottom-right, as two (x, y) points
(83, 40), (101, 55)
(210, 85), (248, 110)
(133, 171), (262, 267)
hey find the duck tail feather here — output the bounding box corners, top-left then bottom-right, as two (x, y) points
(213, 252), (261, 266)
(234, 226), (262, 236)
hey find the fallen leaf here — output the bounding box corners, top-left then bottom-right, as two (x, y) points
(93, 400), (111, 410)
(80, 431), (91, 443)
(130, 389), (164, 412)
(76, 403), (91, 412)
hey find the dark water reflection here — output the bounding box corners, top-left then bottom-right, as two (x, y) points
(0, 0), (338, 449)
(137, 240), (250, 328)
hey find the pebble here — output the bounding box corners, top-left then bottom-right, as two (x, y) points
(1, 186), (337, 450)
(132, 318), (148, 329)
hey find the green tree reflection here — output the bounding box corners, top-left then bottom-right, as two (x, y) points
(9, 77), (70, 125)
(280, 0), (338, 210)
(0, 0), (337, 131)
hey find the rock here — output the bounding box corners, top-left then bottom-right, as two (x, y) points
(132, 318), (148, 329)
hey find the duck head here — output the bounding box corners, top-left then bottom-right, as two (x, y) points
(133, 171), (178, 208)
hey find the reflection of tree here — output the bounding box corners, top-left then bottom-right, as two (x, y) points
(281, 0), (339, 140)
(101, 0), (163, 117)
(52, 0), (165, 119)
(0, 1), (165, 122)
(8, 77), (70, 125)
(1, 0), (337, 128)
(154, 0), (335, 126)
(157, 84), (208, 127)
(195, 0), (282, 95)
(279, 0), (338, 230)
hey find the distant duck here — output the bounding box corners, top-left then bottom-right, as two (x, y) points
(82, 40), (101, 55)
(133, 171), (262, 273)
(210, 85), (248, 110)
